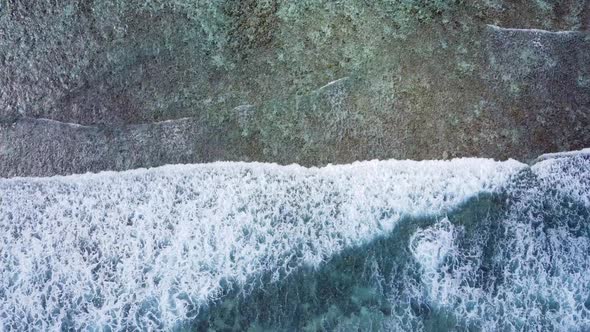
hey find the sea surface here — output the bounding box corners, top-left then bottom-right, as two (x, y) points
(1, 152), (589, 331)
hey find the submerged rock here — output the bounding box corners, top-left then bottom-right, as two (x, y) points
(0, 0), (589, 177)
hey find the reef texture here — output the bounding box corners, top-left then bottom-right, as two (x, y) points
(1, 0), (589, 177)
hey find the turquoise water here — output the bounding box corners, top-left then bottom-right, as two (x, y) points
(189, 196), (502, 331)
(1, 155), (588, 331)
(194, 168), (590, 332)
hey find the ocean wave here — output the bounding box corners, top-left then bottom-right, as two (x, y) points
(1, 155), (587, 330)
(0, 159), (524, 330)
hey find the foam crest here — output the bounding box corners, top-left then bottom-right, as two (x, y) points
(410, 154), (590, 331)
(0, 158), (523, 330)
(410, 218), (463, 307)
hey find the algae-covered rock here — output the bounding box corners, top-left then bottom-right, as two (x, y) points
(1, 0), (589, 176)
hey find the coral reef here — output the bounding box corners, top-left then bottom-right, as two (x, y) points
(1, 0), (588, 176)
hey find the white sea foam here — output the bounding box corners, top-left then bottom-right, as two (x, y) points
(534, 148), (590, 163)
(487, 24), (582, 35)
(410, 217), (463, 307)
(0, 158), (524, 330)
(410, 154), (590, 331)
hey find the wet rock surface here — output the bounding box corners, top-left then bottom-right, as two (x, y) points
(1, 0), (589, 177)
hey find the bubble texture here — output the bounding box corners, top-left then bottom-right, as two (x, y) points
(0, 159), (522, 330)
(411, 155), (590, 331)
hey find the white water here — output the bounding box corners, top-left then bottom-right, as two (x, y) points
(0, 158), (523, 330)
(410, 155), (590, 331)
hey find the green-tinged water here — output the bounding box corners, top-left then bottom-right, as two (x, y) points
(0, 155), (588, 331)
(194, 156), (590, 331)
(191, 195), (501, 332)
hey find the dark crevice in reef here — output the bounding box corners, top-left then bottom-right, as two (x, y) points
(581, 1), (590, 31)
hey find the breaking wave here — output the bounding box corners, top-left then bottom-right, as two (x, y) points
(0, 154), (588, 331)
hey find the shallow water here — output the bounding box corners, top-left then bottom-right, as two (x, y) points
(1, 155), (588, 331)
